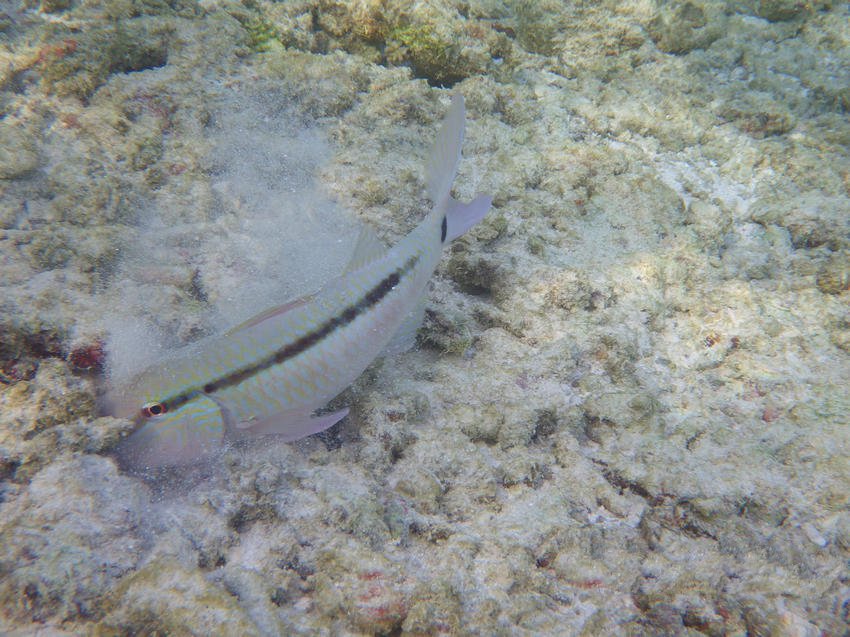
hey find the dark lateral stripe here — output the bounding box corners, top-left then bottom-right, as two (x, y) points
(159, 254), (420, 413)
(440, 215), (447, 243)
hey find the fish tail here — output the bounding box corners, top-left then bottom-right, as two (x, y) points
(425, 94), (466, 207)
(426, 94), (492, 241)
(443, 194), (492, 242)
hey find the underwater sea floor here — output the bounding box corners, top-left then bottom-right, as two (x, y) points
(1, 0), (848, 634)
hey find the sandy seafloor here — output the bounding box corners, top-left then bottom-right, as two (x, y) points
(0, 0), (848, 634)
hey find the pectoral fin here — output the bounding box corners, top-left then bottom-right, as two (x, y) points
(382, 301), (425, 356)
(237, 407), (350, 442)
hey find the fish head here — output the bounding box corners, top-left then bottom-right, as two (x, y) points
(103, 362), (226, 469)
(111, 393), (226, 469)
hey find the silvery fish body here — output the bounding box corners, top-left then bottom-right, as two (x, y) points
(108, 94), (492, 468)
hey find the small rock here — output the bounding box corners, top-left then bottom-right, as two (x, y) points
(100, 558), (263, 636)
(0, 125), (38, 179)
(816, 251), (849, 295)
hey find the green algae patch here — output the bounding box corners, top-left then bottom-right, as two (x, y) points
(384, 16), (501, 86)
(512, 0), (564, 55)
(386, 23), (458, 85)
(244, 15), (281, 53)
(240, 1), (504, 86)
(743, 0), (827, 22)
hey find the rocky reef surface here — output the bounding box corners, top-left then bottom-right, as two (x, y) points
(1, 0), (848, 634)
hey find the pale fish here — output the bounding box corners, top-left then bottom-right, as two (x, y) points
(106, 94), (492, 468)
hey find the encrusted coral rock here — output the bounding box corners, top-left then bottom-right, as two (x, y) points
(751, 192), (850, 251)
(312, 539), (409, 633)
(0, 455), (148, 624)
(816, 251), (850, 295)
(0, 124), (39, 179)
(100, 558), (263, 636)
(0, 359), (100, 481)
(647, 1), (727, 54)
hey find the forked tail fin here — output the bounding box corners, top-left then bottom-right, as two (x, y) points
(425, 94), (492, 241)
(425, 94), (466, 208)
(444, 194), (493, 242)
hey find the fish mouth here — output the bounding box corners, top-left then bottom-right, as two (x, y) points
(98, 390), (152, 471)
(97, 388), (142, 425)
(96, 389), (119, 417)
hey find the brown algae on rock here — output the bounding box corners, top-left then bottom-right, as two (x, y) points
(1, 0), (849, 634)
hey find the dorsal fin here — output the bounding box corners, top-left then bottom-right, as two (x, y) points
(424, 94), (465, 207)
(344, 225), (386, 273)
(227, 225), (385, 337)
(225, 293), (316, 336)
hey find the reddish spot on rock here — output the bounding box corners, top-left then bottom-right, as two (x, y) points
(702, 332), (721, 348)
(36, 38), (77, 65)
(1, 359), (37, 382)
(59, 113), (81, 129)
(366, 603), (404, 621)
(762, 405), (780, 422)
(68, 341), (105, 372)
(715, 605), (731, 621)
(358, 584), (384, 602)
(570, 578), (604, 589)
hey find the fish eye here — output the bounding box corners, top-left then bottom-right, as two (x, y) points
(142, 402), (168, 418)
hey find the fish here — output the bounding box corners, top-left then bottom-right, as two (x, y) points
(105, 94), (492, 468)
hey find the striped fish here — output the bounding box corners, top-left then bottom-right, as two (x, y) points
(107, 94), (492, 468)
